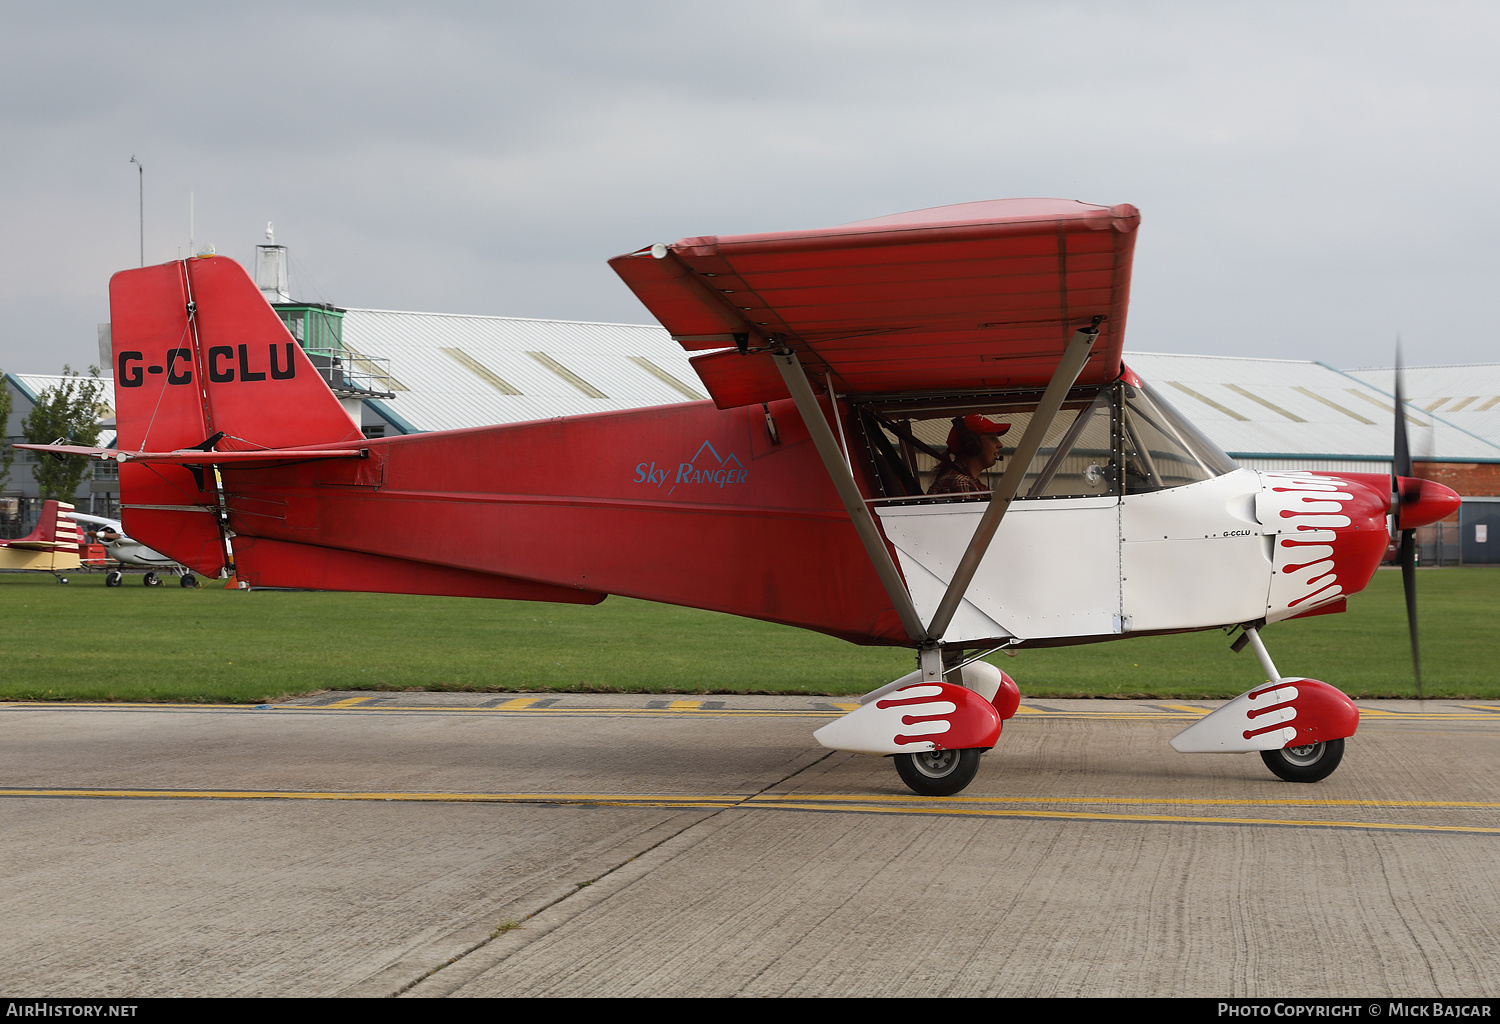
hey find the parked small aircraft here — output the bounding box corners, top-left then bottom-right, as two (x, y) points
(0, 500), (81, 582)
(21, 198), (1459, 795)
(67, 512), (197, 587)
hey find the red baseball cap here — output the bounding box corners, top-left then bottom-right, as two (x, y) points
(947, 414), (1011, 451)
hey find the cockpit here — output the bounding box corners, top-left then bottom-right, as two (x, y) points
(853, 378), (1240, 502)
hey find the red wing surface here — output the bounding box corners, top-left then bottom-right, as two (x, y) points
(610, 198), (1139, 408)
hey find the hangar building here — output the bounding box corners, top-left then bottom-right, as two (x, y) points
(1122, 353), (1500, 563)
(299, 305), (705, 439)
(6, 246), (1500, 562)
(1, 373), (118, 534)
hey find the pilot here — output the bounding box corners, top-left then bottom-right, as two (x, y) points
(929, 414), (1010, 495)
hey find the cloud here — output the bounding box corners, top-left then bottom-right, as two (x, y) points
(4, 1), (1500, 375)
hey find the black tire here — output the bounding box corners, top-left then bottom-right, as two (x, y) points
(143, 572), (160, 587)
(894, 747), (983, 797)
(106, 571), (123, 587)
(179, 574), (197, 588)
(1260, 738), (1345, 783)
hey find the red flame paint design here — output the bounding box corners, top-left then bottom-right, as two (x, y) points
(1262, 472), (1389, 620)
(878, 686), (959, 746)
(1267, 475), (1354, 607)
(877, 683), (1002, 751)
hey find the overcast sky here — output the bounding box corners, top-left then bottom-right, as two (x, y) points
(3, 1), (1498, 377)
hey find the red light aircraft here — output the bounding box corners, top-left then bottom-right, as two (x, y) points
(20, 199), (1458, 796)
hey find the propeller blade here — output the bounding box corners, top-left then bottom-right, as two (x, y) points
(1400, 527), (1422, 697)
(1393, 340), (1413, 480)
(1392, 343), (1422, 697)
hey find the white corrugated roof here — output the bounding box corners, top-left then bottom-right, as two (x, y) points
(335, 319), (1500, 461)
(1122, 353), (1500, 462)
(1343, 364), (1500, 453)
(339, 309), (706, 432)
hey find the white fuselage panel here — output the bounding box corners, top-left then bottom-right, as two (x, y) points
(876, 468), (1286, 644)
(1120, 469), (1271, 633)
(875, 496), (1121, 643)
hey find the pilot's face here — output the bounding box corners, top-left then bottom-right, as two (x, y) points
(978, 433), (1003, 469)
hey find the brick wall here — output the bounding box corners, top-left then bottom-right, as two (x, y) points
(1415, 461), (1500, 499)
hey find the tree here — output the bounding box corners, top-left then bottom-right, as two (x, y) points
(0, 369), (13, 495)
(22, 365), (106, 501)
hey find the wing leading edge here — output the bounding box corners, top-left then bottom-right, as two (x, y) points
(609, 198), (1139, 409)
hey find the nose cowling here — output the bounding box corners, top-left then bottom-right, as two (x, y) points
(1396, 476), (1460, 531)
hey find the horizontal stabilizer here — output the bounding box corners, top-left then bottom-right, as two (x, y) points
(16, 443), (367, 466)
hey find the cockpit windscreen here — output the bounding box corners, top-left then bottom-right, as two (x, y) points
(1119, 381), (1239, 492)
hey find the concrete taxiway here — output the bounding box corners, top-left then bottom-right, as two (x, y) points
(1, 693), (1497, 997)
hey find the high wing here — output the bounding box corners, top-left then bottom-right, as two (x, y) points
(609, 198), (1139, 409)
(65, 511), (123, 531)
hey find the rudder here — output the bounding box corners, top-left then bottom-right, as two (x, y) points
(110, 257), (363, 576)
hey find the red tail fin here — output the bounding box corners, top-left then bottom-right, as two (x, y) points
(110, 257), (362, 575)
(3, 500), (79, 551)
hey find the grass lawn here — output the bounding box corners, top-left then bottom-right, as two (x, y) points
(1, 566), (1495, 702)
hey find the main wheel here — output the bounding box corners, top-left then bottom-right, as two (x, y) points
(179, 574), (197, 588)
(894, 747), (983, 797)
(106, 571), (123, 587)
(143, 572), (160, 587)
(1261, 738), (1344, 783)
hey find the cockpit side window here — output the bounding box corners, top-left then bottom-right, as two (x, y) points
(854, 380), (1237, 501)
(854, 388), (1120, 500)
(1020, 391), (1117, 498)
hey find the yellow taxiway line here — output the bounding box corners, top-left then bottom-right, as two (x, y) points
(0, 701), (840, 718)
(321, 695), (375, 708)
(2, 788), (1495, 834)
(3, 701), (1496, 722)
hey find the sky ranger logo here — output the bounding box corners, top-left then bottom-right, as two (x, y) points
(634, 441), (747, 496)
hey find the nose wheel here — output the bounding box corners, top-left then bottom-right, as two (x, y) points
(1261, 738), (1344, 783)
(894, 748), (983, 797)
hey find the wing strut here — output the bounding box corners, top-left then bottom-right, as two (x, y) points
(924, 318), (1102, 640)
(771, 347), (928, 642)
